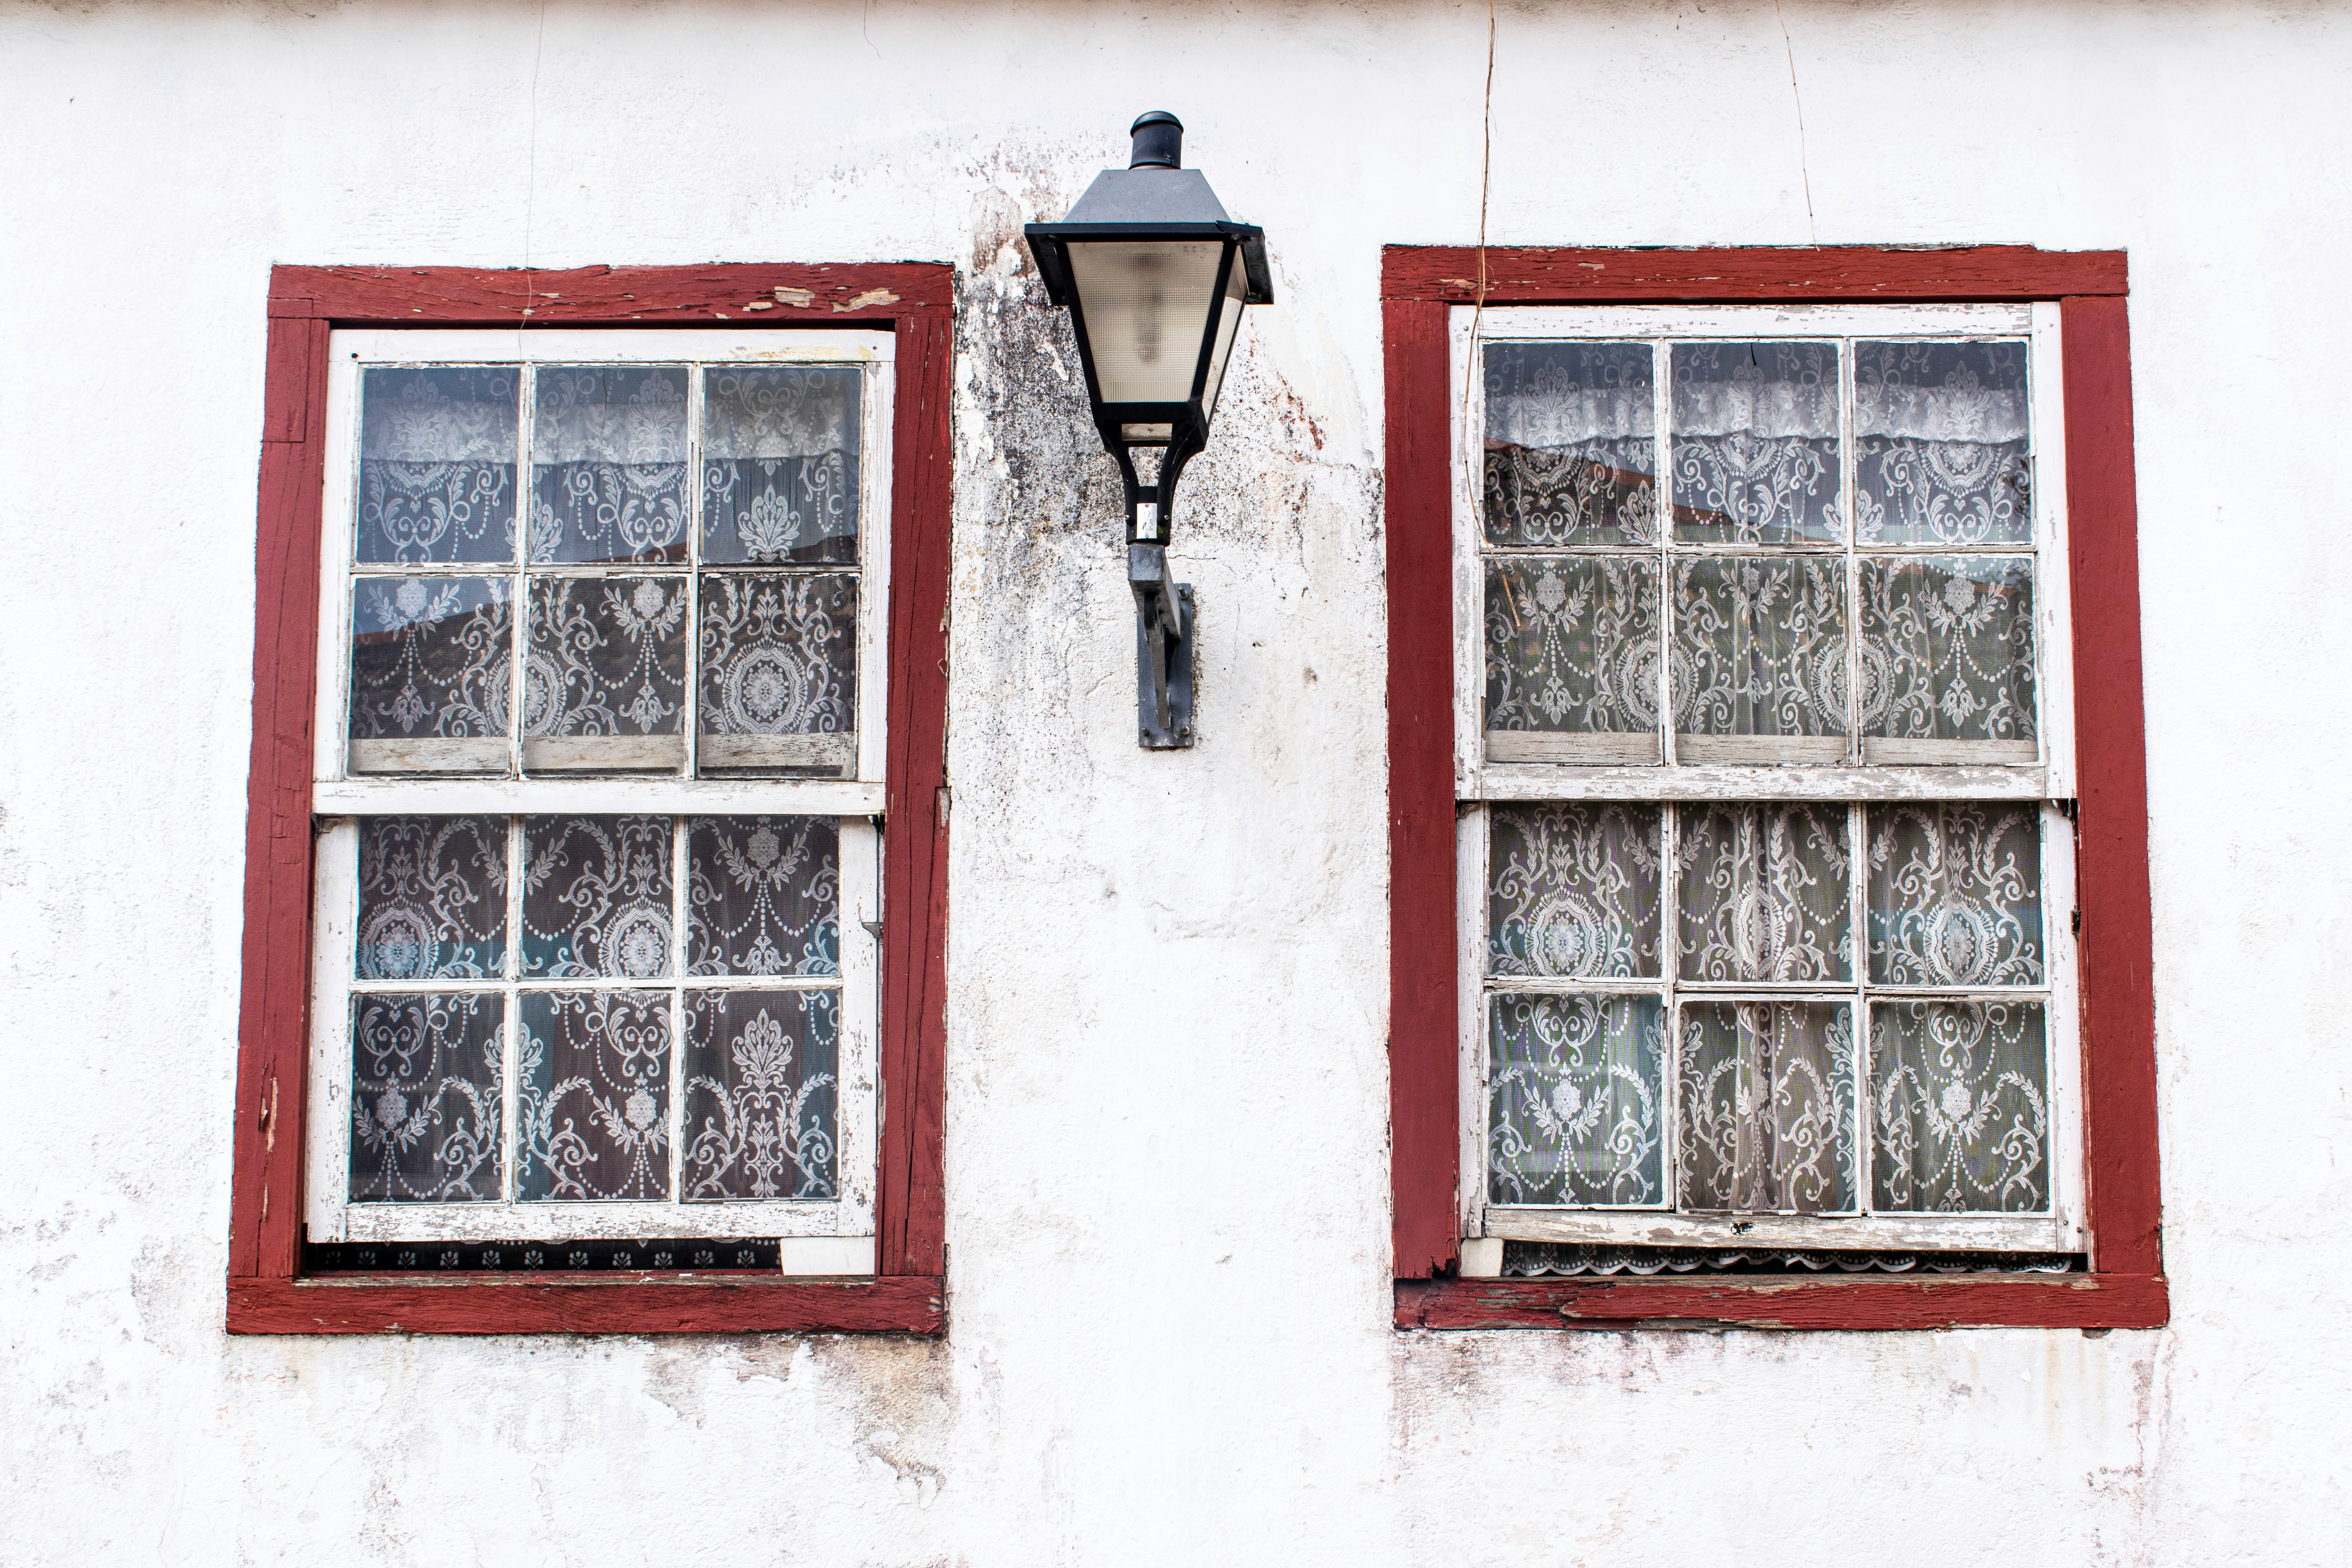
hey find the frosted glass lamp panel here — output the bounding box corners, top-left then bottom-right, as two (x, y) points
(523, 577), (687, 770)
(683, 989), (839, 1201)
(688, 816), (841, 977)
(701, 367), (861, 565)
(1871, 1000), (2049, 1212)
(1857, 557), (2037, 751)
(347, 577), (512, 773)
(1483, 342), (1657, 547)
(1487, 803), (1661, 979)
(696, 573), (857, 774)
(520, 815), (675, 980)
(1483, 557), (1662, 761)
(1855, 341), (2030, 546)
(516, 990), (673, 1202)
(1677, 1001), (1857, 1214)
(348, 993), (504, 1202)
(529, 365), (691, 564)
(1198, 261), (1248, 425)
(1064, 241), (1225, 405)
(1866, 803), (2043, 986)
(1488, 994), (1667, 1206)
(356, 816), (509, 980)
(357, 367), (518, 565)
(1671, 557), (1849, 751)
(1676, 803), (1853, 983)
(1670, 342), (1841, 545)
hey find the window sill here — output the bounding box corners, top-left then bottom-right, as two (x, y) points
(1393, 1272), (2166, 1331)
(227, 1273), (945, 1336)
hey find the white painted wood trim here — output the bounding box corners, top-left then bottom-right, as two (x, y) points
(1484, 1208), (2070, 1253)
(1469, 764), (2047, 802)
(305, 820), (360, 1241)
(1473, 303), (2033, 339)
(332, 328), (897, 364)
(1456, 807), (1487, 1241)
(521, 735), (688, 772)
(1449, 310), (1485, 793)
(1676, 734), (1849, 766)
(313, 776), (884, 816)
(2031, 301), (2078, 798)
(699, 733), (857, 772)
(856, 358), (895, 785)
(2042, 802), (2089, 1252)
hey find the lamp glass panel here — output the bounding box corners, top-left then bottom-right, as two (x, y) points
(1198, 258), (1248, 424)
(1065, 241), (1225, 404)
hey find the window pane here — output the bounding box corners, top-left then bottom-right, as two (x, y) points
(1482, 342), (1657, 547)
(1870, 999), (2049, 1212)
(1669, 342), (1840, 544)
(1487, 803), (1660, 978)
(522, 576), (688, 770)
(697, 573), (857, 773)
(688, 816), (841, 977)
(356, 816), (509, 980)
(702, 367), (861, 565)
(347, 576), (511, 773)
(1671, 557), (1847, 757)
(358, 367), (517, 564)
(1489, 994), (1666, 1206)
(1676, 803), (1853, 983)
(348, 993), (504, 1202)
(1483, 556), (1661, 762)
(521, 816), (675, 979)
(1866, 803), (2043, 986)
(528, 365), (690, 565)
(1857, 556), (2036, 756)
(1855, 341), (2030, 546)
(1677, 1000), (1857, 1213)
(683, 989), (840, 1200)
(517, 990), (673, 1201)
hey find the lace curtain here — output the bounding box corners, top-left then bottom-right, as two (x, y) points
(1483, 343), (1657, 547)
(1483, 800), (2051, 1218)
(358, 368), (518, 565)
(530, 365), (691, 565)
(346, 814), (846, 1209)
(703, 366), (861, 565)
(1855, 341), (2031, 546)
(1670, 341), (1841, 544)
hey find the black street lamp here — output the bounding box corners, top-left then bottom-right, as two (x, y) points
(1025, 111), (1274, 748)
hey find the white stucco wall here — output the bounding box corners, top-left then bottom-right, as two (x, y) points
(3, 0), (2347, 1561)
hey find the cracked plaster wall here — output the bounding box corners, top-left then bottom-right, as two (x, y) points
(1, 0), (2347, 1563)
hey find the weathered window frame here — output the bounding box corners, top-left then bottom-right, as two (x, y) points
(1385, 246), (2166, 1331)
(229, 264), (952, 1335)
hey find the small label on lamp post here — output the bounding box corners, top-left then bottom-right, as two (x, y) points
(1134, 501), (1160, 542)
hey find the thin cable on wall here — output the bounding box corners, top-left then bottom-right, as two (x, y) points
(520, 0), (549, 348)
(1460, 0), (1497, 436)
(1773, 0), (1818, 244)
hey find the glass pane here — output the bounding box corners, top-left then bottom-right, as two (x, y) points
(348, 577), (511, 771)
(528, 365), (690, 564)
(1855, 341), (2030, 546)
(1483, 343), (1657, 546)
(1677, 1000), (1857, 1213)
(1676, 803), (1853, 983)
(1671, 557), (1847, 746)
(521, 816), (675, 979)
(1857, 556), (2036, 748)
(357, 367), (518, 564)
(1483, 557), (1660, 742)
(1487, 803), (1661, 979)
(688, 816), (841, 977)
(683, 989), (839, 1200)
(702, 367), (861, 565)
(348, 993), (503, 1202)
(522, 577), (687, 767)
(697, 573), (857, 772)
(1061, 239), (1225, 403)
(356, 817), (508, 980)
(517, 990), (673, 1201)
(1866, 803), (2043, 986)
(1669, 341), (1840, 544)
(1871, 999), (2049, 1212)
(1488, 993), (1666, 1206)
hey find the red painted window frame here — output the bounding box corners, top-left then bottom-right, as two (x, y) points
(1384, 246), (2166, 1331)
(226, 264), (952, 1335)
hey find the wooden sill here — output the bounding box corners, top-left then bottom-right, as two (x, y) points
(227, 1273), (945, 1336)
(1394, 1272), (2167, 1331)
